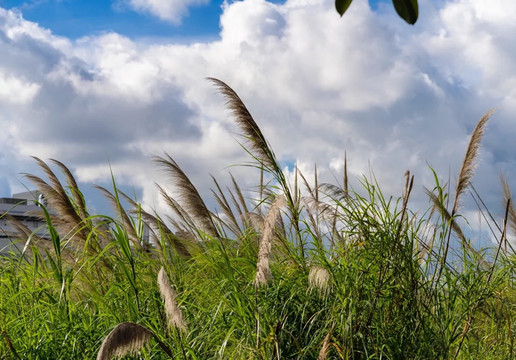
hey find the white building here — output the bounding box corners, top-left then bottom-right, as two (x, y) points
(0, 191), (48, 254)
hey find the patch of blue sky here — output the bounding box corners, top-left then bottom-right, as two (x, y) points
(281, 159), (297, 174)
(0, 0), (219, 39)
(368, 0), (385, 10)
(0, 0), (387, 41)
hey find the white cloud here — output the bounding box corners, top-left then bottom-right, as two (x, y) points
(0, 70), (40, 104)
(0, 0), (515, 246)
(0, 8), (70, 50)
(121, 0), (210, 24)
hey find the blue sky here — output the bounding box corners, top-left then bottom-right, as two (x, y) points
(0, 0), (222, 39)
(0, 0), (515, 246)
(0, 0), (386, 39)
(0, 0), (288, 39)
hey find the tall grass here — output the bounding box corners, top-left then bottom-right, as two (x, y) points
(0, 79), (514, 359)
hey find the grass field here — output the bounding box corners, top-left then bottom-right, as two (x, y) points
(1, 79), (514, 359)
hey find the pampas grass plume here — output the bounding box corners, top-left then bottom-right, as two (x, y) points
(158, 267), (187, 331)
(97, 322), (152, 360)
(453, 109), (494, 214)
(308, 266), (331, 294)
(254, 195), (286, 287)
(318, 330), (332, 360)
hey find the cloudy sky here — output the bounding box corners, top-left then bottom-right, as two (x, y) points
(0, 0), (515, 243)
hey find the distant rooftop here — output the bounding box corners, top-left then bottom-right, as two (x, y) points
(0, 198), (27, 205)
(0, 190), (48, 252)
(0, 191), (44, 207)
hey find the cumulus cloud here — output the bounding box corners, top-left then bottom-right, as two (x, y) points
(0, 0), (515, 244)
(0, 70), (40, 104)
(120, 0), (210, 24)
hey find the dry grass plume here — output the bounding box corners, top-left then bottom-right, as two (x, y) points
(318, 329), (332, 360)
(308, 266), (331, 294)
(96, 322), (152, 360)
(254, 195), (286, 287)
(154, 154), (219, 239)
(157, 267), (187, 332)
(453, 109), (494, 214)
(208, 77), (277, 172)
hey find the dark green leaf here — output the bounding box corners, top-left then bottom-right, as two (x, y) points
(392, 0), (418, 24)
(335, 0), (353, 16)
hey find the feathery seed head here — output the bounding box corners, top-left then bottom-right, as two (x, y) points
(97, 322), (152, 360)
(254, 195), (286, 287)
(453, 109), (494, 214)
(158, 267), (187, 331)
(308, 266), (331, 294)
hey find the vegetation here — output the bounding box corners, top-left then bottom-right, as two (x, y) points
(336, 0), (418, 25)
(0, 79), (515, 359)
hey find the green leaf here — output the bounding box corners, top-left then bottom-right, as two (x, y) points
(335, 0), (353, 17)
(392, 0), (418, 24)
